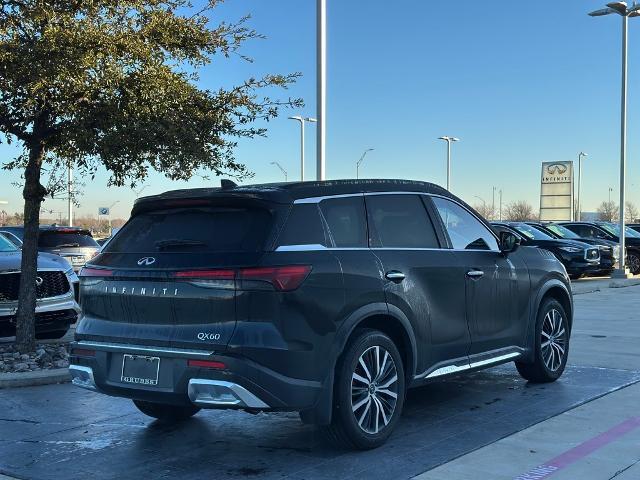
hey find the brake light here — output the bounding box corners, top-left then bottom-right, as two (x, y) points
(187, 359), (226, 369)
(79, 267), (113, 277)
(174, 270), (234, 280)
(239, 265), (312, 291)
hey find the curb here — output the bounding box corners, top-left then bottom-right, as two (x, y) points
(0, 368), (70, 389)
(571, 279), (640, 296)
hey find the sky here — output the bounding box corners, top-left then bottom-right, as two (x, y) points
(1, 0), (640, 219)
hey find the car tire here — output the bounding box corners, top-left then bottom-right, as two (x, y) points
(627, 253), (640, 275)
(133, 400), (200, 422)
(516, 298), (569, 383)
(35, 329), (69, 340)
(323, 329), (405, 450)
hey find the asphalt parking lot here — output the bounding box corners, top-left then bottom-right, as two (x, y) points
(1, 285), (639, 480)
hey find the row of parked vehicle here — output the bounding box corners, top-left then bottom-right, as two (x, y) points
(491, 221), (640, 278)
(0, 226), (100, 339)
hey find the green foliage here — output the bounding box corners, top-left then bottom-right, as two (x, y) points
(0, 0), (302, 185)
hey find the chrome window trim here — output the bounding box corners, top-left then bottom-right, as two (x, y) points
(274, 246), (503, 253)
(294, 193), (364, 204)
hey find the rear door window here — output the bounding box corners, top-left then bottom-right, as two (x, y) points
(319, 196), (367, 248)
(104, 207), (272, 253)
(38, 232), (99, 248)
(366, 194), (440, 248)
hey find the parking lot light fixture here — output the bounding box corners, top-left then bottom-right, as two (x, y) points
(356, 148), (374, 179)
(577, 152), (588, 221)
(289, 116), (317, 181)
(589, 1), (638, 277)
(438, 136), (460, 191)
(270, 161), (288, 182)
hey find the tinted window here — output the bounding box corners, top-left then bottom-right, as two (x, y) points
(545, 224), (580, 239)
(104, 207), (271, 253)
(38, 231), (99, 248)
(367, 195), (439, 248)
(277, 204), (327, 247)
(0, 235), (17, 252)
(320, 197), (367, 248)
(432, 197), (499, 251)
(510, 223), (553, 241)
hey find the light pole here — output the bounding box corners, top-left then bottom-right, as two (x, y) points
(67, 163), (73, 227)
(317, 0), (326, 181)
(492, 186), (497, 220)
(499, 189), (503, 221)
(356, 148), (374, 179)
(288, 116), (317, 181)
(438, 136), (460, 191)
(270, 161), (288, 182)
(577, 152), (588, 221)
(133, 185), (148, 198)
(609, 187), (614, 203)
(108, 201), (120, 230)
(589, 1), (640, 277)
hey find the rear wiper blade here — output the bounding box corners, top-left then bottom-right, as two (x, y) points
(56, 243), (81, 248)
(154, 239), (207, 250)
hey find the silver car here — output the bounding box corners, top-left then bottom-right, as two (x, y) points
(0, 234), (80, 340)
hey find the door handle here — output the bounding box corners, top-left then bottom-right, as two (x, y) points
(466, 270), (485, 278)
(385, 271), (406, 282)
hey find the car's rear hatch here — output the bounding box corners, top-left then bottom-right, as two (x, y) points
(76, 198), (284, 351)
(39, 229), (100, 270)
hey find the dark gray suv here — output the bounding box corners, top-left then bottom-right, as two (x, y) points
(69, 180), (573, 449)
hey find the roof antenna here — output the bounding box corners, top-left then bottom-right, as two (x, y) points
(220, 179), (237, 190)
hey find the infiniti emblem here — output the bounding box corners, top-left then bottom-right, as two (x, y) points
(35, 276), (44, 286)
(546, 163), (568, 175)
(137, 257), (156, 266)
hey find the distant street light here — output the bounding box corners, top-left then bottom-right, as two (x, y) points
(499, 189), (503, 221)
(270, 161), (288, 182)
(609, 187), (614, 203)
(356, 148), (374, 179)
(577, 152), (588, 221)
(474, 196), (487, 209)
(492, 187), (497, 220)
(588, 1), (640, 277)
(133, 185), (148, 198)
(288, 116), (317, 181)
(107, 200), (120, 230)
(438, 136), (460, 191)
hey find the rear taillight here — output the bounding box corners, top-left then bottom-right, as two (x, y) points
(187, 359), (226, 369)
(79, 267), (113, 277)
(173, 265), (312, 291)
(238, 265), (312, 291)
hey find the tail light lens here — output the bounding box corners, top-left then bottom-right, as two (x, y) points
(187, 359), (226, 369)
(239, 265), (312, 291)
(173, 265), (312, 291)
(79, 267), (113, 277)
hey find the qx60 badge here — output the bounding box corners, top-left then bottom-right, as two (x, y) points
(137, 256), (156, 266)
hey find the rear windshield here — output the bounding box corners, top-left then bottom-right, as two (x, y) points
(38, 231), (98, 248)
(104, 207), (272, 253)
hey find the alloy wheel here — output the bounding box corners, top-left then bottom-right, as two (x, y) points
(351, 345), (399, 434)
(541, 308), (567, 372)
(628, 254), (640, 274)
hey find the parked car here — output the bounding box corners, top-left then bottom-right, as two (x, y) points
(0, 234), (80, 339)
(69, 180), (573, 450)
(491, 222), (600, 279)
(525, 222), (618, 276)
(627, 223), (640, 235)
(559, 222), (640, 275)
(1, 226), (100, 272)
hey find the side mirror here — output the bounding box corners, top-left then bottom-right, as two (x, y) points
(499, 231), (521, 254)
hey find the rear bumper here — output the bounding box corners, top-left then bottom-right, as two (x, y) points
(69, 341), (323, 412)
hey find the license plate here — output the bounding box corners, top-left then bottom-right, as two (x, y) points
(120, 354), (160, 386)
(72, 256), (85, 264)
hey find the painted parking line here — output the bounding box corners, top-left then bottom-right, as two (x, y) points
(514, 416), (640, 480)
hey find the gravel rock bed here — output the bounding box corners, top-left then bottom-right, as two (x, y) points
(0, 343), (69, 373)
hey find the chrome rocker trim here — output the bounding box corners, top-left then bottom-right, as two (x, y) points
(188, 379), (269, 409)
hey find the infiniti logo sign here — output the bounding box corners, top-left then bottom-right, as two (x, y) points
(546, 163), (568, 175)
(137, 257), (156, 266)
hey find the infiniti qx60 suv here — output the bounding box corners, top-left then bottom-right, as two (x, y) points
(70, 180), (573, 450)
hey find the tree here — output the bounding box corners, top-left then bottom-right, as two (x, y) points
(472, 203), (495, 220)
(597, 201), (618, 222)
(625, 201), (639, 223)
(0, 0), (301, 353)
(504, 201), (536, 221)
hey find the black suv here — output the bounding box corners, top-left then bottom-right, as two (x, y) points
(70, 180), (573, 450)
(559, 222), (640, 275)
(1, 226), (100, 272)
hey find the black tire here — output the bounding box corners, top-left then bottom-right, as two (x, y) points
(133, 400), (200, 422)
(627, 253), (640, 275)
(323, 329), (405, 450)
(35, 329), (69, 340)
(516, 298), (570, 383)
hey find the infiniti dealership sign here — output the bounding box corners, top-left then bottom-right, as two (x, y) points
(540, 161), (574, 221)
